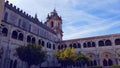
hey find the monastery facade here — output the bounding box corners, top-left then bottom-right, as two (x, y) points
(0, 1), (120, 68)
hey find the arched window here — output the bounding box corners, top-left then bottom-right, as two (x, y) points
(83, 43), (87, 48)
(53, 44), (55, 50)
(10, 60), (13, 68)
(98, 40), (104, 46)
(61, 45), (64, 49)
(18, 33), (24, 41)
(93, 60), (97, 66)
(12, 31), (18, 39)
(13, 60), (17, 68)
(27, 36), (31, 43)
(49, 43), (51, 48)
(115, 39), (120, 45)
(47, 42), (49, 48)
(42, 41), (44, 46)
(58, 45), (61, 50)
(92, 42), (96, 47)
(108, 59), (113, 66)
(51, 21), (54, 27)
(32, 37), (35, 44)
(2, 28), (8, 36)
(64, 44), (67, 48)
(78, 43), (81, 48)
(103, 59), (107, 66)
(105, 40), (112, 46)
(4, 12), (8, 21)
(87, 42), (91, 47)
(38, 39), (41, 45)
(73, 43), (77, 48)
(69, 44), (72, 48)
(90, 61), (93, 66)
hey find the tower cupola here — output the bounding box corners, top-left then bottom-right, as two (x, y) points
(45, 9), (63, 41)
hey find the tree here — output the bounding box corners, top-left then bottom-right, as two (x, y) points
(54, 48), (77, 67)
(76, 52), (89, 67)
(16, 44), (47, 68)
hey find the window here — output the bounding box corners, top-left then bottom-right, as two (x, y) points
(103, 59), (113, 66)
(53, 44), (55, 50)
(49, 43), (51, 48)
(4, 12), (8, 21)
(83, 43), (87, 48)
(18, 19), (21, 27)
(10, 60), (13, 68)
(2, 28), (8, 36)
(27, 36), (31, 43)
(92, 42), (96, 47)
(78, 43), (81, 48)
(115, 39), (120, 45)
(58, 45), (61, 50)
(69, 44), (72, 48)
(32, 37), (36, 44)
(64, 44), (67, 48)
(108, 59), (113, 66)
(18, 33), (24, 41)
(105, 40), (112, 46)
(103, 59), (107, 66)
(13, 60), (17, 68)
(28, 24), (31, 32)
(98, 40), (104, 46)
(73, 43), (77, 48)
(51, 21), (54, 27)
(87, 42), (91, 47)
(42, 41), (44, 46)
(12, 31), (18, 39)
(47, 43), (48, 48)
(38, 39), (41, 45)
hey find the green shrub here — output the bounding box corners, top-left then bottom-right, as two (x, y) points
(80, 66), (102, 68)
(112, 65), (120, 68)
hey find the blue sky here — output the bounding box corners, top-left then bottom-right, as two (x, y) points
(8, 0), (120, 40)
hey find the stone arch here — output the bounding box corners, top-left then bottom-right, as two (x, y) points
(86, 53), (97, 66)
(105, 40), (112, 46)
(73, 43), (77, 48)
(11, 30), (18, 39)
(2, 27), (8, 36)
(38, 39), (41, 45)
(83, 43), (87, 48)
(115, 38), (120, 45)
(78, 43), (81, 48)
(98, 40), (104, 46)
(31, 37), (36, 44)
(18, 33), (24, 41)
(27, 35), (31, 43)
(100, 52), (114, 66)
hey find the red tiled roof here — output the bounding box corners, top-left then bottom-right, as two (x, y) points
(62, 33), (120, 42)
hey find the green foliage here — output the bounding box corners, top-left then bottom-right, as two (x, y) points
(16, 44), (47, 66)
(54, 48), (88, 67)
(111, 65), (120, 68)
(76, 52), (90, 66)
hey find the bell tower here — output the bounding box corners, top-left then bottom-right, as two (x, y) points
(0, 0), (5, 23)
(45, 9), (63, 41)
